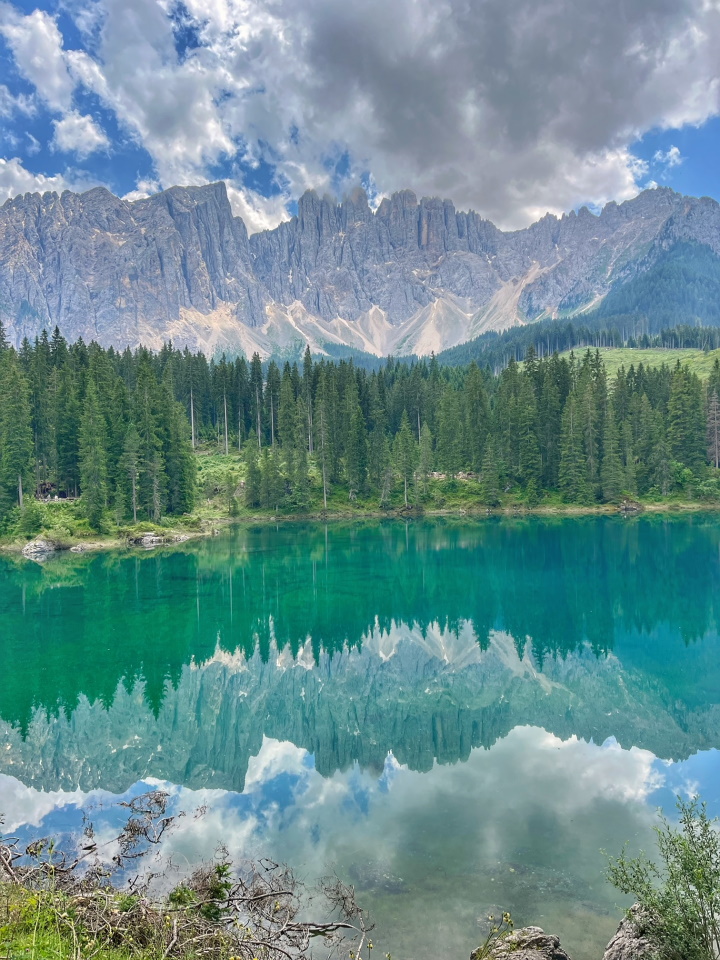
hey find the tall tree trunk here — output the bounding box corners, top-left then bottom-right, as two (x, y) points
(224, 393), (229, 456)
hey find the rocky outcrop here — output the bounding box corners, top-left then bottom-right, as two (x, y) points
(2, 182), (719, 357)
(602, 906), (654, 960)
(477, 927), (573, 960)
(21, 537), (58, 562)
(476, 909), (653, 960)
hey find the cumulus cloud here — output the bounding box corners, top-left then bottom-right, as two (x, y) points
(2, 0), (720, 228)
(224, 184), (295, 233)
(52, 110), (110, 158)
(0, 156), (97, 202)
(0, 3), (75, 111)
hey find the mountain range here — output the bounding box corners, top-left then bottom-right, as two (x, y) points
(2, 181), (720, 357)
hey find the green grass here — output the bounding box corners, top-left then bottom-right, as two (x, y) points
(560, 346), (720, 379)
(0, 885), (147, 960)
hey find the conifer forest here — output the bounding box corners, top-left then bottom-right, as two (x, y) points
(3, 319), (720, 535)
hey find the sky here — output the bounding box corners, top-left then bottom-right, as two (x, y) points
(1, 0), (720, 234)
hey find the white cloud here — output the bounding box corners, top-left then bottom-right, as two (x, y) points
(0, 156), (97, 202)
(52, 110), (110, 159)
(1, 0), (720, 228)
(122, 177), (161, 203)
(224, 183), (291, 233)
(0, 83), (35, 118)
(0, 4), (75, 111)
(25, 132), (41, 156)
(654, 144), (684, 168)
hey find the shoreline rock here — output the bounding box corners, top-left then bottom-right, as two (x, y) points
(602, 906), (653, 960)
(21, 537), (58, 562)
(478, 927), (572, 960)
(479, 907), (652, 960)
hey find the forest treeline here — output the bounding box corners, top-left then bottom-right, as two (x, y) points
(437, 316), (720, 369)
(3, 319), (720, 532)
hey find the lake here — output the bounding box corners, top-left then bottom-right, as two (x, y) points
(1, 516), (720, 960)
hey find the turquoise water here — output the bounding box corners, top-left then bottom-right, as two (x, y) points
(1, 516), (720, 959)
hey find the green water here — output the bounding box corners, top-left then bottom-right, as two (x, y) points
(1, 515), (720, 960)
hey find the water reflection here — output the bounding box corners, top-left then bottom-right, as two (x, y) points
(1, 727), (717, 960)
(2, 620), (720, 794)
(2, 516), (720, 730)
(2, 517), (720, 960)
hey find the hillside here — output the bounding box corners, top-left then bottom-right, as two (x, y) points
(558, 346), (720, 378)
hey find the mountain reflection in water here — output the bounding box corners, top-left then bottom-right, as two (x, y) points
(1, 517), (720, 960)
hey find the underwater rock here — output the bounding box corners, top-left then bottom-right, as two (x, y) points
(347, 858), (406, 894)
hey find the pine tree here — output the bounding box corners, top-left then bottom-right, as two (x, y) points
(120, 424), (141, 523)
(134, 362), (166, 521)
(708, 390), (720, 469)
(480, 439), (501, 506)
(465, 363), (490, 470)
(79, 380), (108, 529)
(0, 357), (34, 516)
(651, 412), (672, 496)
(538, 367), (561, 488)
(417, 422), (433, 498)
(55, 369), (81, 497)
(291, 397), (310, 510)
(600, 401), (624, 503)
(668, 365), (705, 471)
(244, 436), (262, 508)
(436, 387), (463, 475)
(559, 394), (589, 503)
(345, 405), (368, 499)
(517, 374), (541, 488)
(394, 410), (417, 507)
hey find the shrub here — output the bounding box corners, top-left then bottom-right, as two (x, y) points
(608, 798), (720, 960)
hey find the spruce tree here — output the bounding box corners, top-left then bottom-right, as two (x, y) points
(708, 390), (720, 469)
(120, 424), (141, 523)
(418, 422), (433, 498)
(0, 357), (34, 517)
(668, 366), (705, 471)
(345, 405), (368, 498)
(480, 439), (501, 506)
(518, 375), (541, 488)
(559, 394), (589, 503)
(244, 436), (262, 509)
(600, 401), (624, 503)
(79, 380), (108, 529)
(394, 411), (417, 507)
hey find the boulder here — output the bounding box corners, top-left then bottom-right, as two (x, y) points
(21, 538), (57, 562)
(474, 927), (573, 960)
(603, 906), (653, 960)
(128, 533), (165, 547)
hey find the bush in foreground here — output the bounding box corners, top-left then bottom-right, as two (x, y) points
(1, 792), (372, 960)
(608, 798), (720, 960)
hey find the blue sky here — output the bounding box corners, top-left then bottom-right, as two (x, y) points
(1, 0), (720, 233)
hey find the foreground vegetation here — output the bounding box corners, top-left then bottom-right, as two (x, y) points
(2, 794), (719, 960)
(5, 319), (720, 550)
(608, 799), (720, 960)
(0, 792), (373, 960)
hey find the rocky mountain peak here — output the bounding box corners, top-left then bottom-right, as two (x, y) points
(1, 181), (718, 357)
